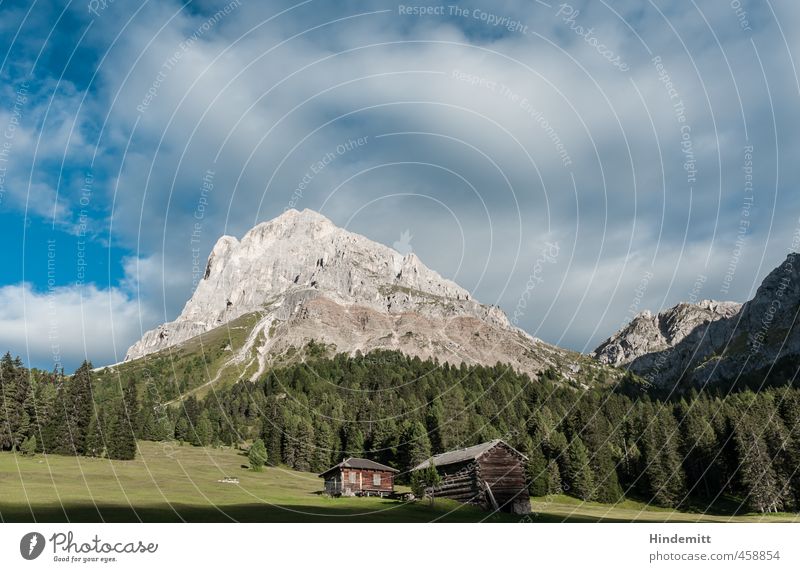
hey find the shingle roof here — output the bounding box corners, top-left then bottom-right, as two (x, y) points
(412, 439), (527, 471)
(318, 457), (399, 478)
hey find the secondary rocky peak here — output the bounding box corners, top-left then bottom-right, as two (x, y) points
(593, 299), (742, 369)
(594, 253), (800, 387)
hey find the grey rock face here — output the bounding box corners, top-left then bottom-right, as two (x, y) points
(593, 300), (742, 368)
(125, 209), (546, 376)
(593, 254), (800, 387)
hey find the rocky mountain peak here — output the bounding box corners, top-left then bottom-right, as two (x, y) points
(593, 253), (800, 387)
(593, 298), (742, 369)
(125, 209), (511, 363)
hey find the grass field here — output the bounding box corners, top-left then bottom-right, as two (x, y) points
(1, 441), (797, 523)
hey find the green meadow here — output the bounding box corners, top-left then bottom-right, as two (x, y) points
(1, 441), (797, 523)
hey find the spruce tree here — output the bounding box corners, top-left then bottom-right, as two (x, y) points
(527, 445), (549, 496)
(154, 414), (174, 442)
(261, 401), (284, 464)
(343, 424), (365, 457)
(248, 438), (267, 471)
(425, 398), (444, 454)
(642, 408), (687, 507)
(107, 402), (137, 461)
(121, 378), (140, 438)
(398, 420), (431, 474)
(0, 352), (17, 449)
(546, 459), (562, 495)
(85, 409), (105, 457)
(42, 381), (73, 455)
(411, 462), (441, 498)
(734, 414), (782, 513)
(678, 401), (717, 498)
(8, 361), (32, 450)
(294, 419), (314, 471)
(546, 429), (569, 479)
(20, 435), (36, 456)
(565, 437), (595, 501)
(67, 361), (95, 455)
(195, 411), (213, 447)
(591, 444), (623, 503)
(282, 415), (300, 467)
(174, 417), (190, 442)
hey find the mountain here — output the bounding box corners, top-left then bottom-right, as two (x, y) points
(123, 209), (613, 395)
(593, 253), (800, 388)
(592, 300), (742, 369)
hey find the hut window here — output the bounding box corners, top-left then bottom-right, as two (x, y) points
(349, 472), (356, 484)
(373, 473), (381, 486)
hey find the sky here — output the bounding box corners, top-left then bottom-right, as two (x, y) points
(0, 0), (798, 371)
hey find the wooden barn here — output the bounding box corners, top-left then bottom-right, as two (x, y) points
(413, 439), (531, 515)
(319, 458), (398, 497)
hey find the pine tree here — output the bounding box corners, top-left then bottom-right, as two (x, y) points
(368, 419), (398, 466)
(678, 401), (717, 498)
(20, 435), (36, 456)
(8, 361), (32, 450)
(343, 424), (365, 457)
(398, 420), (431, 475)
(778, 390), (800, 510)
(248, 438), (267, 471)
(137, 389), (158, 441)
(294, 419), (314, 471)
(66, 361), (95, 455)
(527, 444), (549, 496)
(154, 414), (174, 442)
(565, 437), (595, 501)
(312, 421), (334, 472)
(0, 352), (17, 449)
(183, 396), (200, 428)
(411, 462), (441, 498)
(546, 459), (562, 495)
(261, 401), (284, 464)
(282, 415), (300, 467)
(107, 402), (137, 461)
(42, 380), (73, 455)
(734, 414), (782, 513)
(425, 398), (444, 454)
(195, 411), (213, 447)
(85, 409), (105, 457)
(545, 429), (569, 479)
(642, 408), (687, 507)
(591, 444), (623, 503)
(121, 378), (140, 438)
(175, 417), (190, 443)
(105, 379), (138, 460)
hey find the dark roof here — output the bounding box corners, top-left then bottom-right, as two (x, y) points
(412, 439), (527, 471)
(318, 457), (399, 478)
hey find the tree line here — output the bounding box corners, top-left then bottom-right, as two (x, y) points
(2, 349), (800, 514)
(0, 353), (137, 460)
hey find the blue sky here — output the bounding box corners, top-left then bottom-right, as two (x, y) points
(1, 0), (799, 370)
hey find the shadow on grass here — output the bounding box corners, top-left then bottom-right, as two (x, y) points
(0, 500), (521, 523)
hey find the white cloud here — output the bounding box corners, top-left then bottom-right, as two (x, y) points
(6, 0), (800, 360)
(0, 282), (154, 370)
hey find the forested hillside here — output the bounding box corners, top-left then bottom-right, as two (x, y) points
(2, 349), (800, 514)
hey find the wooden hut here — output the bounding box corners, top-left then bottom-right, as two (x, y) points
(413, 439), (531, 515)
(318, 458), (398, 497)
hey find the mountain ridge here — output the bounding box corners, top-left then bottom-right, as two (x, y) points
(593, 253), (800, 387)
(124, 209), (610, 388)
